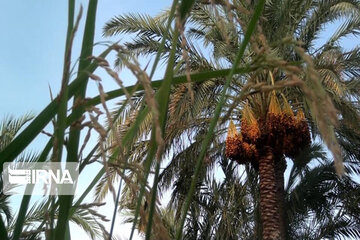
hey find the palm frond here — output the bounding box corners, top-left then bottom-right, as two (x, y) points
(71, 202), (110, 239)
(103, 13), (170, 38)
(0, 113), (34, 151)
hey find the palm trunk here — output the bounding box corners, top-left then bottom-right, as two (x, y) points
(258, 147), (281, 240)
(275, 157), (287, 240)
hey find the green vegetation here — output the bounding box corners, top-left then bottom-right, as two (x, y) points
(0, 0), (359, 239)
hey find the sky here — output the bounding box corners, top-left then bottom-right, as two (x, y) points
(1, 1), (359, 240)
(0, 0), (170, 116)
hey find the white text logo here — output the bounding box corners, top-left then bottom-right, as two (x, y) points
(2, 162), (78, 195)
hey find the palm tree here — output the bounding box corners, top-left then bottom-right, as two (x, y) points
(7, 200), (110, 239)
(103, 0), (360, 239)
(156, 143), (360, 240)
(0, 114), (111, 239)
(285, 144), (360, 239)
(0, 114), (33, 225)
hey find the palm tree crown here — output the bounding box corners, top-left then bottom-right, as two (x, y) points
(103, 0), (360, 239)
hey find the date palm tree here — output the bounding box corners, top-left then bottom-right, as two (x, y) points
(285, 144), (360, 239)
(103, 0), (360, 239)
(158, 143), (360, 240)
(0, 114), (34, 225)
(0, 114), (110, 239)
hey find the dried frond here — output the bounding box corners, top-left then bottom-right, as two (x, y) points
(241, 103), (260, 143)
(268, 91), (281, 114)
(227, 120), (239, 138)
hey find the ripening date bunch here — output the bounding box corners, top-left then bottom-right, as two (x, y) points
(225, 93), (311, 164)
